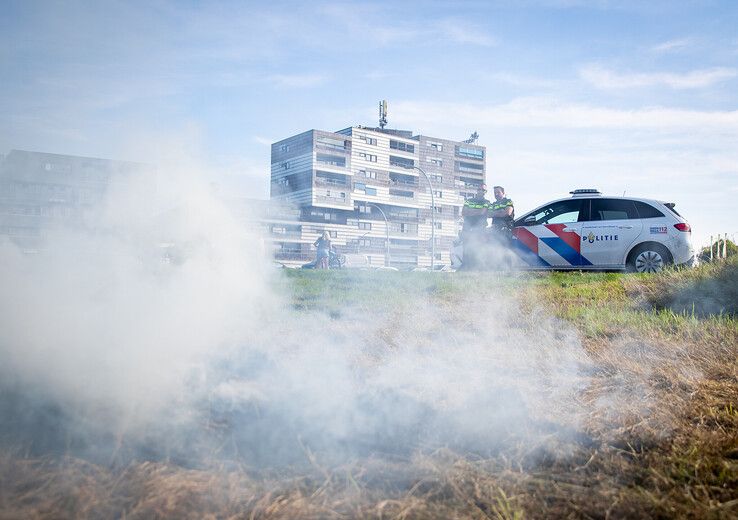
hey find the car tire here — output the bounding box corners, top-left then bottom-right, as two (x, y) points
(627, 243), (672, 273)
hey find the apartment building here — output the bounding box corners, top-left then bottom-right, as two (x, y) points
(270, 126), (486, 268)
(0, 149), (152, 250)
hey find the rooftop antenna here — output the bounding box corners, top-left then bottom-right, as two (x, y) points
(379, 100), (388, 129)
(463, 131), (479, 144)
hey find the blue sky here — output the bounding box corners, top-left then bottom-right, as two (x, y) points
(2, 0), (737, 246)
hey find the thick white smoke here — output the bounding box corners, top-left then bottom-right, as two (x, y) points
(0, 159), (595, 468)
(0, 161), (277, 433)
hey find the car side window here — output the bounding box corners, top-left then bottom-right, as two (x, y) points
(633, 201), (665, 218)
(589, 199), (638, 221)
(526, 199), (582, 225)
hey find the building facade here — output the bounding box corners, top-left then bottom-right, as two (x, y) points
(270, 126), (486, 268)
(0, 149), (151, 251)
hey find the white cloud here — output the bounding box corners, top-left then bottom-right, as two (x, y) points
(252, 136), (273, 146)
(394, 97), (738, 130)
(650, 37), (694, 54)
(488, 72), (562, 89)
(436, 19), (496, 47)
(580, 64), (737, 89)
(267, 74), (327, 89)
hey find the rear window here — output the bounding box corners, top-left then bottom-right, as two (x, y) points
(633, 201), (665, 219)
(664, 203), (682, 217)
(589, 199), (638, 221)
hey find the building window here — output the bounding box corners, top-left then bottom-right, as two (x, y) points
(433, 205), (442, 213)
(389, 188), (413, 198)
(357, 134), (377, 145)
(434, 222), (442, 230)
(354, 182), (366, 192)
(365, 187), (377, 196)
(427, 158), (443, 167)
(358, 222), (372, 230)
(316, 171), (348, 186)
(316, 136), (347, 151)
(325, 190), (346, 199)
(357, 203), (372, 214)
(357, 169), (378, 179)
(280, 144), (290, 152)
(456, 146), (484, 160)
(317, 153), (346, 167)
(431, 174), (442, 183)
(281, 161), (290, 170)
(328, 230), (338, 238)
(456, 161), (484, 173)
(427, 141), (443, 151)
(390, 140), (415, 153)
(433, 190), (443, 198)
(389, 155), (414, 168)
(310, 210), (337, 221)
(358, 152), (377, 162)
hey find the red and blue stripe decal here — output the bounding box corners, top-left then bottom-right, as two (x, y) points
(513, 224), (592, 267)
(512, 227), (550, 267)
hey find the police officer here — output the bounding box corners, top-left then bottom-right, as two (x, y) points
(490, 185), (514, 237)
(461, 183), (491, 234)
(460, 184), (491, 269)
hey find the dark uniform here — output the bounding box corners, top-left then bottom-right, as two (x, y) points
(490, 197), (514, 234)
(460, 195), (491, 270)
(462, 196), (491, 233)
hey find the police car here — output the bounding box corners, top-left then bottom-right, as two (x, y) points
(510, 189), (696, 272)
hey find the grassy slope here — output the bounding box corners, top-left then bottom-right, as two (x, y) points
(1, 263), (737, 519)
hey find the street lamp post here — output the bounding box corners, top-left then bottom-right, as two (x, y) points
(368, 203), (390, 267)
(403, 164), (435, 269)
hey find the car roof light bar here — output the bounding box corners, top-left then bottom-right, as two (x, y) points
(570, 188), (601, 197)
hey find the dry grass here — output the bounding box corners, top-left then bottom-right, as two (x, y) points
(1, 268), (737, 519)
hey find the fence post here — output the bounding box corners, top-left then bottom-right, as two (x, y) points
(710, 235), (714, 261)
(723, 233), (728, 259)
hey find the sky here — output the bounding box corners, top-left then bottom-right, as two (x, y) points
(1, 0), (737, 247)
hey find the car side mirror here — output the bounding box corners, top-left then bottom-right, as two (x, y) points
(523, 215), (536, 226)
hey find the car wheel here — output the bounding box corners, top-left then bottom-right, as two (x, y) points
(628, 244), (672, 273)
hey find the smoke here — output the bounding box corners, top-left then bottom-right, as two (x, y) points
(0, 157), (597, 472)
(0, 157), (277, 437)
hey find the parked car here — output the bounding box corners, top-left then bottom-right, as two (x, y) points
(455, 189), (696, 273)
(510, 189), (696, 272)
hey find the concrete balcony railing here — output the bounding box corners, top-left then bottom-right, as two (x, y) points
(314, 178), (349, 189)
(313, 195), (352, 206)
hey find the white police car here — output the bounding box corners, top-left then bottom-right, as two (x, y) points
(510, 189), (696, 272)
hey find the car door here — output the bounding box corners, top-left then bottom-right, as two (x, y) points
(581, 198), (643, 267)
(512, 199), (590, 268)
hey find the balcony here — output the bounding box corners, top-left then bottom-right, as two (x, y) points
(314, 178), (349, 189)
(313, 194), (352, 207)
